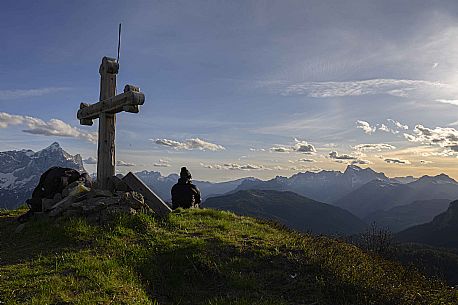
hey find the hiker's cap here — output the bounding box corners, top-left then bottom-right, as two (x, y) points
(180, 167), (192, 179)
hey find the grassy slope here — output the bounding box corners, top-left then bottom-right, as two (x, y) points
(0, 208), (457, 305)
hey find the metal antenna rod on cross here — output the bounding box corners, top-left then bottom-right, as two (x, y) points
(77, 57), (145, 189)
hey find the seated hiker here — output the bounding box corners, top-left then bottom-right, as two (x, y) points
(18, 167), (92, 222)
(171, 167), (201, 209)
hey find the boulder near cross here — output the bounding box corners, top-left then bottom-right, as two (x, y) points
(77, 57), (145, 189)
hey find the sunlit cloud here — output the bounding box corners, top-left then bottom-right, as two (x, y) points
(356, 120), (376, 134)
(116, 160), (136, 167)
(384, 158), (411, 165)
(270, 138), (316, 154)
(353, 143), (396, 151)
(329, 151), (357, 160)
(86, 158), (137, 167)
(153, 159), (171, 167)
(404, 125), (458, 149)
(376, 119), (409, 134)
(0, 112), (97, 143)
(298, 158), (316, 163)
(329, 151), (371, 165)
(154, 138), (225, 151)
(200, 162), (267, 170)
(436, 99), (458, 106)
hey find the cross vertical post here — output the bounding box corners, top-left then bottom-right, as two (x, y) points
(97, 57), (119, 189)
(77, 56), (145, 190)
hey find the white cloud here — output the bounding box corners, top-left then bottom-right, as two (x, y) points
(353, 143), (396, 151)
(200, 162), (267, 171)
(351, 159), (372, 165)
(272, 165), (311, 171)
(83, 157), (97, 164)
(86, 157), (136, 167)
(200, 162), (217, 169)
(116, 160), (136, 167)
(226, 163), (264, 170)
(279, 79), (447, 98)
(0, 87), (68, 100)
(154, 138), (225, 151)
(270, 138), (316, 154)
(329, 151), (371, 165)
(378, 124), (391, 133)
(329, 151), (357, 160)
(376, 119), (408, 134)
(0, 112), (97, 143)
(270, 146), (292, 153)
(436, 99), (458, 106)
(153, 159), (171, 167)
(293, 138), (316, 154)
(356, 120), (376, 134)
(384, 158), (411, 165)
(298, 158), (316, 163)
(404, 125), (458, 151)
(403, 124), (458, 157)
(387, 119), (408, 130)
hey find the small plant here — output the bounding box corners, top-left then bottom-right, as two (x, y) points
(357, 222), (397, 258)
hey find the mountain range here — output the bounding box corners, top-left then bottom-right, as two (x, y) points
(203, 189), (367, 235)
(2, 142), (458, 238)
(336, 174), (458, 218)
(233, 165), (389, 203)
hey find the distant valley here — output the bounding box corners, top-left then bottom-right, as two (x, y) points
(397, 200), (458, 249)
(203, 189), (367, 235)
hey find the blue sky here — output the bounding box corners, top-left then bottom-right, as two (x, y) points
(3, 0), (458, 181)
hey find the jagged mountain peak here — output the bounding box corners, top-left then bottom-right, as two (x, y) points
(34, 142), (65, 156)
(344, 164), (363, 173)
(343, 165), (381, 177)
(415, 173), (457, 184)
(43, 141), (62, 151)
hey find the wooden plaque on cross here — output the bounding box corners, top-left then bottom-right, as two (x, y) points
(77, 57), (145, 189)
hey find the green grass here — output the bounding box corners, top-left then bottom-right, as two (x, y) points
(0, 207), (457, 305)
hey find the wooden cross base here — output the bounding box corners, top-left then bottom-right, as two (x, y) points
(122, 172), (172, 217)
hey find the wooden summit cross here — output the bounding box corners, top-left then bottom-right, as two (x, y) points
(76, 56), (171, 217)
(77, 57), (145, 189)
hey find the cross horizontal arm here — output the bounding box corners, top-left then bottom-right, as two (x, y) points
(77, 85), (145, 126)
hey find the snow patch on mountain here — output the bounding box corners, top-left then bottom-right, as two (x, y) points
(0, 142), (85, 209)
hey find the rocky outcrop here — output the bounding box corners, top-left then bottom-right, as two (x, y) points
(28, 179), (152, 224)
(47, 189), (150, 224)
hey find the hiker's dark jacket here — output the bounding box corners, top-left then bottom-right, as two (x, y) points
(171, 178), (201, 209)
(27, 167), (88, 212)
